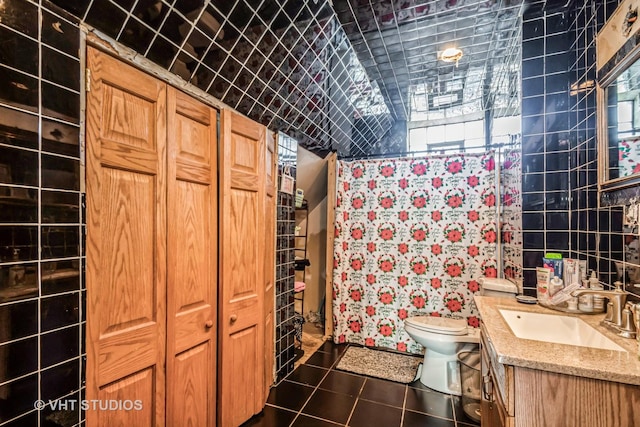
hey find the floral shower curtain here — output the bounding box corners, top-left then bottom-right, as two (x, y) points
(332, 152), (498, 354)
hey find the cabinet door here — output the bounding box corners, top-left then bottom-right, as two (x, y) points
(481, 340), (509, 427)
(166, 87), (217, 427)
(86, 47), (167, 427)
(219, 109), (266, 426)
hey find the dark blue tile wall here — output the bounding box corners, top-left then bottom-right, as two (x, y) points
(568, 1), (622, 288)
(0, 1), (84, 426)
(520, 6), (572, 294)
(521, 0), (631, 295)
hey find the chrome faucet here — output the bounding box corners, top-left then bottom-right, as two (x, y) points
(571, 281), (634, 338)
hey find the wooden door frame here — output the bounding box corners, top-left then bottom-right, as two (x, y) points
(324, 152), (337, 339)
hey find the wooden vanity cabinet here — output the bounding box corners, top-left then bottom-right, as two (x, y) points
(481, 325), (513, 427)
(480, 325), (640, 427)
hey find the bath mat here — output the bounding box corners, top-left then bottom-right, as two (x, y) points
(336, 346), (422, 383)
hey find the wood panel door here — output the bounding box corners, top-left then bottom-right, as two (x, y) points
(166, 87), (217, 427)
(86, 47), (167, 426)
(219, 110), (266, 427)
(263, 131), (277, 398)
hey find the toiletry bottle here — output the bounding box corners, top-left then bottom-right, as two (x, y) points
(550, 275), (563, 297)
(578, 278), (594, 312)
(589, 271), (605, 312)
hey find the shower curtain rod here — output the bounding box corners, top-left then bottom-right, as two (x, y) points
(337, 141), (520, 162)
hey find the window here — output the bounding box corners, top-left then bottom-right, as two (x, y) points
(408, 115), (521, 154)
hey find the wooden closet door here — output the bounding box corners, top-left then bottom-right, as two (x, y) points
(166, 88), (217, 427)
(263, 131), (277, 398)
(219, 110), (266, 427)
(86, 47), (166, 426)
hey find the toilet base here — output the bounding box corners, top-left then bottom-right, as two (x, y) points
(419, 343), (478, 395)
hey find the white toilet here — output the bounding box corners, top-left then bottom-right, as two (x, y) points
(404, 277), (518, 395)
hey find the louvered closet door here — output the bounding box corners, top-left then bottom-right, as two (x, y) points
(166, 87), (217, 427)
(86, 47), (167, 427)
(219, 110), (266, 427)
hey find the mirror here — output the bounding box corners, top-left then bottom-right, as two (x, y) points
(602, 58), (640, 189)
(597, 0), (640, 194)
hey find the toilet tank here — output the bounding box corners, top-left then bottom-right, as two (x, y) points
(478, 277), (518, 297)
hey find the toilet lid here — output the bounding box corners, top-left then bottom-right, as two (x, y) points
(405, 316), (468, 336)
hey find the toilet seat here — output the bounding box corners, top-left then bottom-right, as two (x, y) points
(404, 316), (468, 336)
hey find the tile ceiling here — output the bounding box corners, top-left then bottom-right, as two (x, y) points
(49, 0), (567, 157)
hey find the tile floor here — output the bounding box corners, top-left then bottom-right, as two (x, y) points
(242, 341), (481, 427)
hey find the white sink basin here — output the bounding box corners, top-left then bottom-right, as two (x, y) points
(498, 309), (626, 352)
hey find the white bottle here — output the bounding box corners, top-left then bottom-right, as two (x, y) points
(589, 271), (604, 312)
(550, 276), (563, 297)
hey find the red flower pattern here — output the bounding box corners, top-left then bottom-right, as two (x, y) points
(446, 299), (462, 312)
(413, 196), (426, 208)
(380, 197), (394, 209)
(381, 166), (394, 177)
(412, 163), (427, 175)
(334, 154), (498, 354)
(446, 230), (462, 242)
(447, 161), (462, 174)
(484, 193), (496, 207)
(484, 230), (497, 243)
(412, 229), (426, 241)
(447, 195), (463, 208)
(412, 296), (425, 309)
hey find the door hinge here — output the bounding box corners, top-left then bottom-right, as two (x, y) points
(85, 68), (91, 92)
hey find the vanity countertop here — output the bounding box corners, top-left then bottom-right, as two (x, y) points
(475, 295), (640, 385)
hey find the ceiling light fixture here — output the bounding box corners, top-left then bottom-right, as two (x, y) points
(439, 47), (463, 67)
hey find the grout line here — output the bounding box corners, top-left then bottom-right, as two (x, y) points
(343, 375), (367, 427)
(400, 383), (408, 427)
(287, 360), (335, 427)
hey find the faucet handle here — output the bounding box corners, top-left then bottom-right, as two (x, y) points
(632, 303), (640, 330)
(604, 301), (614, 323)
(620, 303), (637, 338)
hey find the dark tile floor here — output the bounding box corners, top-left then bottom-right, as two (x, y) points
(242, 342), (481, 427)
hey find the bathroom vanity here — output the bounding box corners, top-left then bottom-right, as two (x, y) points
(475, 296), (640, 427)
